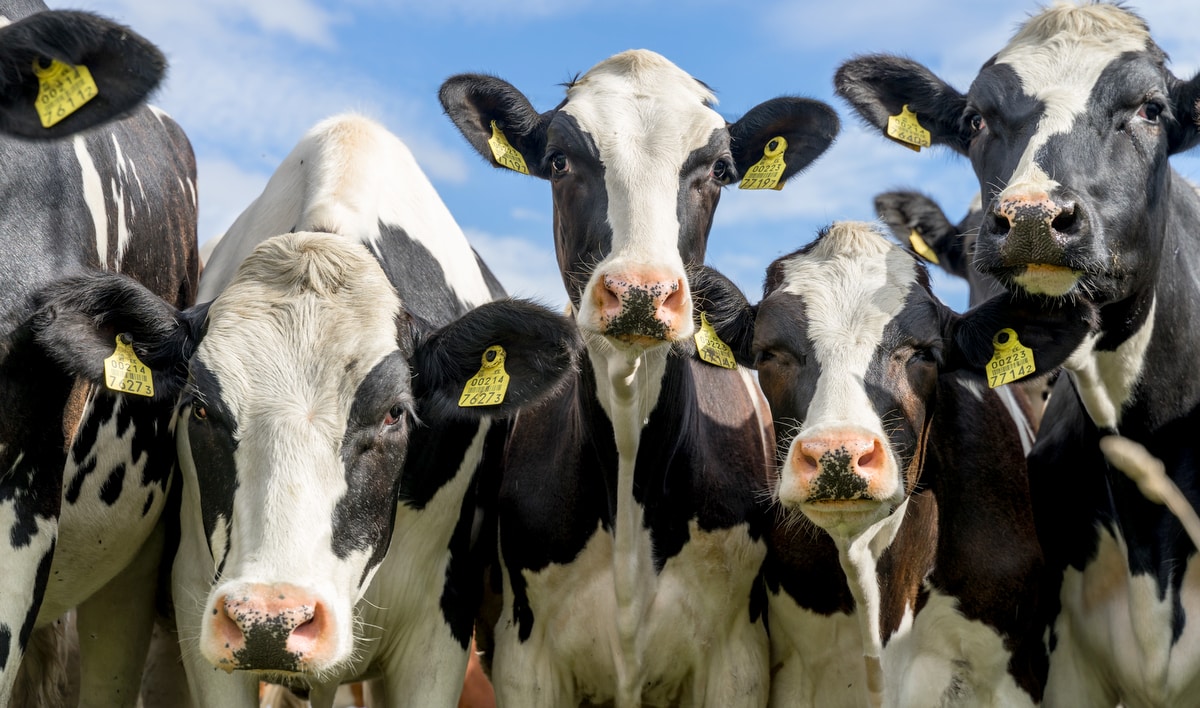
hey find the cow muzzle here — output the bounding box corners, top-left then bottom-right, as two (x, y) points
(203, 582), (340, 674)
(778, 429), (899, 532)
(984, 190), (1086, 296)
(590, 269), (690, 345)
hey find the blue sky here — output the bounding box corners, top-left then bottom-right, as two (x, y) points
(72, 0), (1200, 313)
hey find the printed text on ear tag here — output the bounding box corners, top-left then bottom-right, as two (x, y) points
(739, 136), (787, 190)
(987, 328), (1035, 389)
(34, 58), (99, 129)
(459, 345), (511, 407)
(694, 313), (737, 369)
(104, 334), (155, 397)
(908, 230), (940, 264)
(488, 121), (529, 174)
(886, 105), (931, 152)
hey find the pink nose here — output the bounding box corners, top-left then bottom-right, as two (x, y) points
(791, 434), (886, 501)
(206, 583), (332, 672)
(594, 271), (687, 342)
(990, 191), (1079, 265)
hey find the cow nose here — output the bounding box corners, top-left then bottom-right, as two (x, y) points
(595, 271), (688, 343)
(208, 583), (330, 672)
(786, 434), (886, 504)
(989, 192), (1080, 266)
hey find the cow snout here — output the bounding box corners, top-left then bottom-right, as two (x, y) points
(983, 191), (1086, 296)
(594, 271), (689, 344)
(205, 583), (334, 674)
(780, 433), (889, 507)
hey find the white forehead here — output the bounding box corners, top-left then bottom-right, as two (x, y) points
(562, 49), (724, 172)
(995, 3), (1151, 174)
(777, 222), (917, 349)
(199, 232), (401, 423)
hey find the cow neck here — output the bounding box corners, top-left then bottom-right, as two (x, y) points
(585, 334), (668, 707)
(833, 495), (910, 708)
(1064, 177), (1200, 433)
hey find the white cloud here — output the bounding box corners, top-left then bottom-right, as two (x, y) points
(464, 228), (567, 309)
(194, 157), (271, 246)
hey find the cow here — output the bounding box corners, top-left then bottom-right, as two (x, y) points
(0, 3), (198, 706)
(33, 112), (581, 707)
(696, 221), (1092, 706)
(439, 49), (839, 706)
(836, 2), (1200, 704)
(874, 191), (1054, 434)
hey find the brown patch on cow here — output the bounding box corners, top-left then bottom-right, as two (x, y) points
(878, 490), (939, 640)
(61, 380), (93, 453)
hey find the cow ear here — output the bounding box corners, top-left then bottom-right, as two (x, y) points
(0, 11), (165, 139)
(439, 74), (551, 179)
(411, 299), (582, 423)
(688, 265), (757, 367)
(729, 97), (839, 187)
(1168, 70), (1200, 155)
(942, 291), (1099, 378)
(835, 54), (969, 155)
(31, 271), (205, 401)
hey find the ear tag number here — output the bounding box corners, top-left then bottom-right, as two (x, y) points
(694, 313), (738, 369)
(488, 120), (529, 175)
(908, 230), (940, 264)
(886, 105), (931, 152)
(104, 334), (155, 397)
(34, 58), (99, 129)
(738, 136), (787, 191)
(459, 345), (511, 407)
(987, 328), (1036, 389)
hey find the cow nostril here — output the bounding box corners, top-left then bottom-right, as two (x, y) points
(989, 211), (1011, 235)
(1051, 203), (1077, 233)
(662, 279), (685, 311)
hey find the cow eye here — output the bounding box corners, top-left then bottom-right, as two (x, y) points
(383, 404), (405, 427)
(193, 405), (208, 421)
(549, 152), (569, 175)
(969, 113), (986, 133)
(1137, 101), (1163, 123)
(711, 159), (732, 183)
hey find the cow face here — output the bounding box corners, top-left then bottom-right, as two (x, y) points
(440, 50), (838, 349)
(32, 231), (580, 678)
(709, 222), (1098, 540)
(836, 3), (1200, 306)
(0, 10), (166, 138)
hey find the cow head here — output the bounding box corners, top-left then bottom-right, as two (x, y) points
(705, 222), (1095, 540)
(32, 231), (581, 677)
(0, 10), (166, 138)
(836, 3), (1200, 306)
(440, 50), (838, 351)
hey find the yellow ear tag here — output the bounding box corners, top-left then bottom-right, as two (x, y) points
(886, 105), (931, 153)
(738, 136), (788, 191)
(487, 120), (529, 175)
(908, 229), (940, 265)
(458, 345), (511, 407)
(987, 328), (1036, 389)
(33, 58), (99, 129)
(104, 335), (155, 397)
(694, 313), (738, 369)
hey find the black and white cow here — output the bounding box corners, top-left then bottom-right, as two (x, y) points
(702, 222), (1092, 707)
(0, 3), (198, 705)
(440, 49), (838, 706)
(837, 3), (1200, 704)
(37, 113), (580, 707)
(874, 191), (1054, 435)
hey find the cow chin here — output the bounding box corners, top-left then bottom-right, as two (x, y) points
(199, 580), (355, 677)
(1011, 263), (1082, 297)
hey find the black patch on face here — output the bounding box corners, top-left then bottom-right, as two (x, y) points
(544, 111), (610, 305)
(184, 359), (239, 560)
(371, 221), (478, 326)
(676, 128), (732, 266)
(231, 621), (301, 673)
(809, 448), (870, 500)
(332, 352), (411, 573)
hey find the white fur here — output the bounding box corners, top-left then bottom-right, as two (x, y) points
(1047, 527), (1200, 707)
(74, 136), (108, 269)
(1064, 298), (1156, 429)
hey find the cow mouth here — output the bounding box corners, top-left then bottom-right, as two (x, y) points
(1010, 263), (1082, 297)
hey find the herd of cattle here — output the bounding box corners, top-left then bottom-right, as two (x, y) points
(3, 1), (1200, 707)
